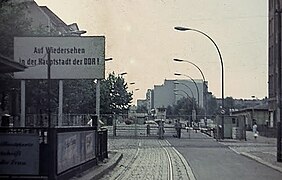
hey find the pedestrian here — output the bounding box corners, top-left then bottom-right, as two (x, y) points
(253, 122), (258, 139)
(146, 124), (150, 136)
(175, 119), (181, 138)
(158, 119), (164, 139)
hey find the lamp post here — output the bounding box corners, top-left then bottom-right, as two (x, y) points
(275, 0), (282, 162)
(174, 81), (195, 112)
(174, 81), (195, 101)
(174, 58), (208, 121)
(174, 73), (200, 107)
(174, 92), (193, 126)
(174, 73), (199, 124)
(174, 58), (206, 82)
(174, 89), (194, 108)
(174, 89), (197, 124)
(174, 26), (225, 139)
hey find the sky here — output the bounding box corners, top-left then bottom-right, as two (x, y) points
(35, 0), (268, 104)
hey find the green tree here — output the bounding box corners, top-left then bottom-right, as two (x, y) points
(100, 72), (133, 115)
(225, 96), (235, 115)
(63, 80), (96, 114)
(0, 1), (33, 113)
(206, 93), (218, 117)
(173, 97), (194, 116)
(0, 1), (32, 58)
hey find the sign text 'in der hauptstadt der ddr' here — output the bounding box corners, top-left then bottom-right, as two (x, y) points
(14, 36), (105, 79)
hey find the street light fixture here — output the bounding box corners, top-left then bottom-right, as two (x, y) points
(61, 30), (87, 36)
(119, 72), (127, 76)
(174, 81), (195, 100)
(105, 57), (113, 62)
(174, 26), (225, 139)
(174, 58), (208, 121)
(174, 89), (196, 125)
(173, 58), (206, 82)
(174, 72), (200, 107)
(174, 89), (193, 105)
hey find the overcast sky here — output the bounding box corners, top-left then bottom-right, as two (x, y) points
(35, 0), (268, 103)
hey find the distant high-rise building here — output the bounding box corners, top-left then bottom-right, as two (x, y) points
(146, 89), (154, 114)
(152, 79), (205, 109)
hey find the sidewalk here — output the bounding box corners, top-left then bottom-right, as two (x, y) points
(220, 131), (282, 173)
(70, 151), (123, 180)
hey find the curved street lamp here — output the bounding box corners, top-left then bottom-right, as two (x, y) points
(174, 58), (207, 120)
(174, 73), (200, 107)
(174, 58), (206, 82)
(105, 57), (113, 62)
(119, 72), (127, 76)
(174, 89), (194, 105)
(174, 88), (196, 125)
(174, 81), (195, 100)
(174, 26), (225, 139)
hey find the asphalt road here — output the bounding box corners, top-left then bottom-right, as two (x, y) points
(167, 131), (282, 180)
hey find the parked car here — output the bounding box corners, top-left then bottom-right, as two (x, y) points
(144, 120), (158, 125)
(125, 119), (134, 125)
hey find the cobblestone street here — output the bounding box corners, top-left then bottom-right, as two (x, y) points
(100, 138), (193, 180)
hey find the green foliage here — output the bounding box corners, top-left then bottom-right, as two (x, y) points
(100, 72), (133, 114)
(0, 1), (33, 112)
(0, 1), (33, 58)
(174, 97), (194, 115)
(63, 80), (96, 114)
(225, 96), (235, 113)
(207, 94), (218, 116)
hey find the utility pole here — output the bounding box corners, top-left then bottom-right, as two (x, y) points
(47, 51), (51, 128)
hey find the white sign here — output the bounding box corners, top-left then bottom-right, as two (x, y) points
(0, 134), (39, 175)
(14, 36), (105, 79)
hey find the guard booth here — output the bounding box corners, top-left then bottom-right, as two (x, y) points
(155, 107), (166, 119)
(215, 115), (246, 139)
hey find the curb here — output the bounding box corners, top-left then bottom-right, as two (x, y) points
(240, 152), (282, 173)
(220, 141), (282, 173)
(72, 151), (123, 180)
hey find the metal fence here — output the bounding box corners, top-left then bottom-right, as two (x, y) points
(24, 114), (91, 127)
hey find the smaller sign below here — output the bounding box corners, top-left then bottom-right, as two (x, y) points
(0, 134), (39, 175)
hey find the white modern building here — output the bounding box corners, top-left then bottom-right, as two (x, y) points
(151, 79), (206, 110)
